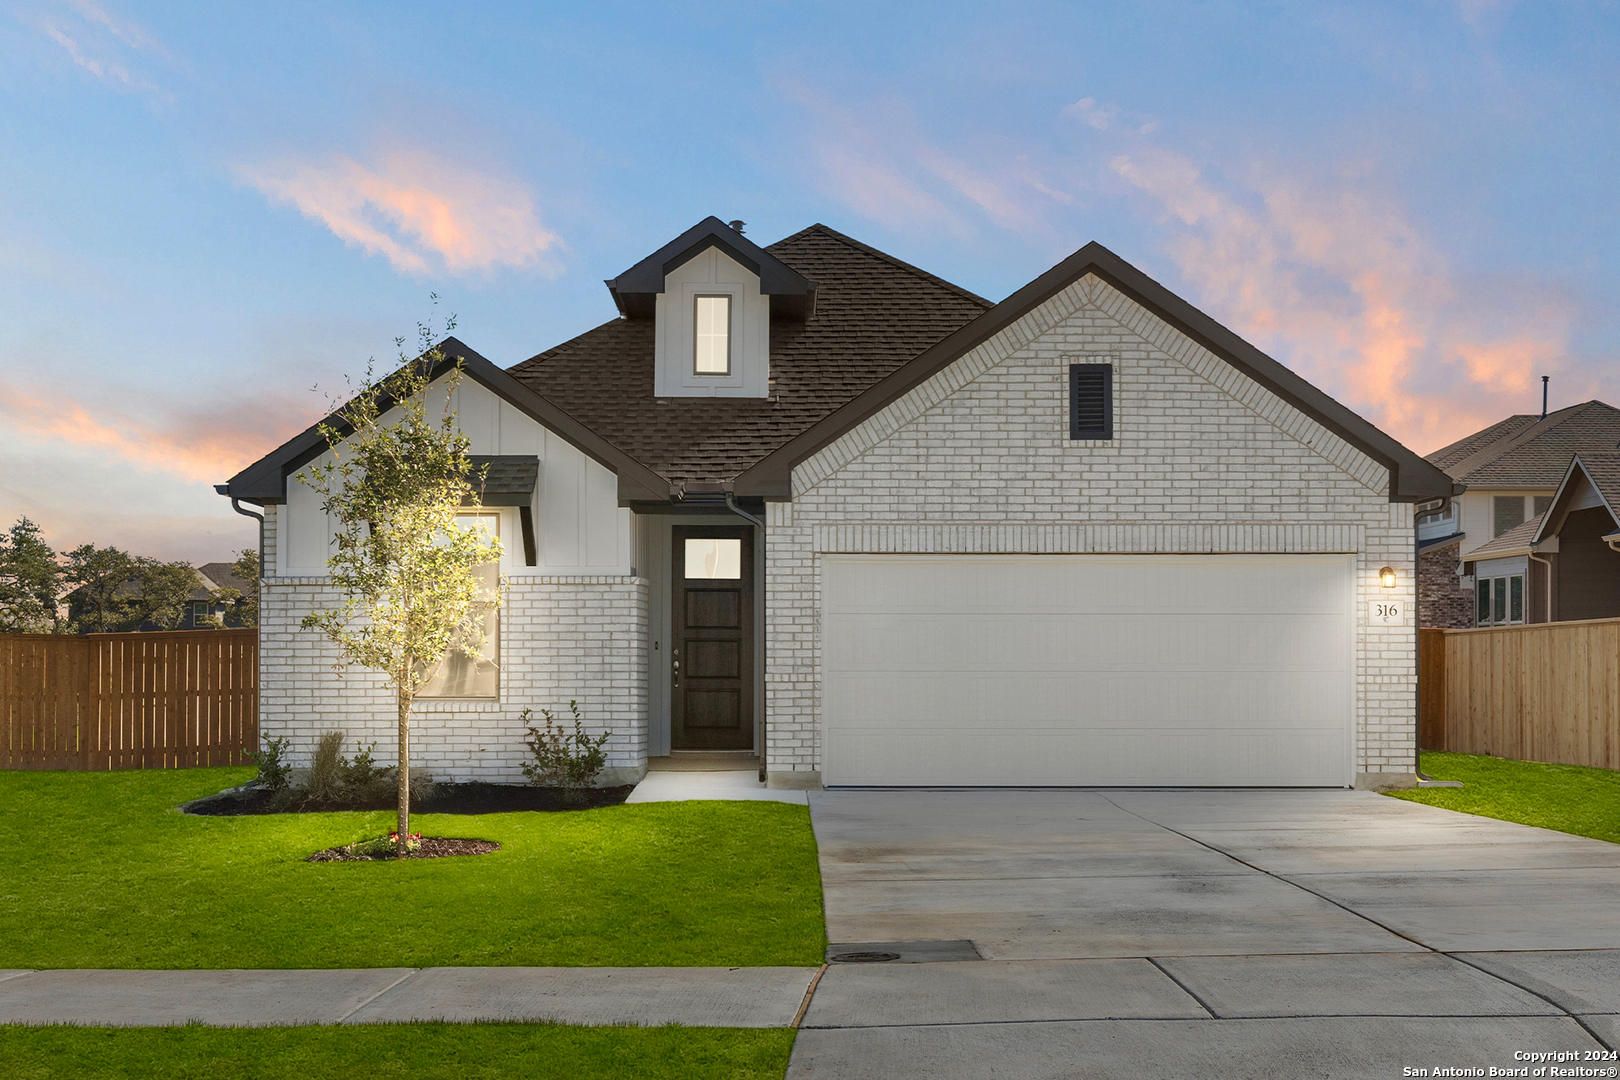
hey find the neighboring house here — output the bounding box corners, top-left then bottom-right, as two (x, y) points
(1419, 401), (1620, 627)
(1458, 453), (1620, 625)
(65, 563), (247, 631)
(220, 217), (1452, 791)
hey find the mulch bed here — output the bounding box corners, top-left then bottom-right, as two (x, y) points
(183, 782), (635, 817)
(306, 837), (501, 862)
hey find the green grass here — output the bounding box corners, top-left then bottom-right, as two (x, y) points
(1388, 751), (1620, 844)
(0, 1022), (795, 1080)
(0, 768), (825, 969)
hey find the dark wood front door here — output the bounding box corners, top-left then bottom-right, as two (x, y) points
(671, 525), (754, 750)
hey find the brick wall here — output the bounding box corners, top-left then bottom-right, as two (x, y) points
(765, 271), (1418, 787)
(1419, 540), (1474, 629)
(259, 557), (648, 784)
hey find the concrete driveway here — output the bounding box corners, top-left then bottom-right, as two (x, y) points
(791, 789), (1620, 1079)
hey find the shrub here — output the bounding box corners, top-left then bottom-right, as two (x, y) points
(307, 730), (348, 803)
(521, 701), (610, 802)
(244, 736), (291, 791)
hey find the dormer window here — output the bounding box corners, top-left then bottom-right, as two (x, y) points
(694, 295), (731, 375)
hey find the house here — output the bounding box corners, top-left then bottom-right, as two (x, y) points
(1457, 452), (1620, 625)
(1419, 401), (1620, 627)
(220, 217), (1452, 791)
(64, 563), (246, 631)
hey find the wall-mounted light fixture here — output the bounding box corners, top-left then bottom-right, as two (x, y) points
(1379, 566), (1398, 589)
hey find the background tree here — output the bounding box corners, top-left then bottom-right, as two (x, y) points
(208, 549), (260, 628)
(135, 558), (203, 630)
(63, 545), (139, 633)
(298, 319), (501, 854)
(0, 517), (62, 633)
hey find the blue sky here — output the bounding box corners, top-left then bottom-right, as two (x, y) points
(2, 0), (1616, 561)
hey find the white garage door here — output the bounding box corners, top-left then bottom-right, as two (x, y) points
(821, 554), (1354, 787)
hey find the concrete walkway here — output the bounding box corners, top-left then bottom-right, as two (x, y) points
(791, 788), (1620, 1079)
(0, 966), (820, 1028)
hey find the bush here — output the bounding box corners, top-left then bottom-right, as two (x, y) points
(244, 736), (291, 791)
(306, 731), (348, 803)
(272, 731), (434, 810)
(521, 701), (610, 803)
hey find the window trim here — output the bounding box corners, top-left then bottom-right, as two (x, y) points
(692, 293), (732, 377)
(1475, 572), (1527, 627)
(1068, 363), (1114, 440)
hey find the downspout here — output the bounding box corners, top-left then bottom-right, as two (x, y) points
(726, 492), (768, 784)
(1528, 549), (1553, 623)
(217, 487), (266, 565)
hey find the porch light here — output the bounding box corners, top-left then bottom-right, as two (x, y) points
(1379, 566), (1397, 589)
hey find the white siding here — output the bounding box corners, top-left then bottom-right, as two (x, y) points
(652, 247), (771, 398)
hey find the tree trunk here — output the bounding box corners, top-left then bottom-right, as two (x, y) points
(396, 687), (412, 855)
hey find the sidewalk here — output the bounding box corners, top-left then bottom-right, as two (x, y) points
(0, 967), (821, 1028)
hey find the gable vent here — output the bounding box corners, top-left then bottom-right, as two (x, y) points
(1069, 363), (1113, 440)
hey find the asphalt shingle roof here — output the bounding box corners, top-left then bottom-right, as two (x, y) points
(1428, 401), (1620, 487)
(1576, 453), (1620, 520)
(1466, 513), (1546, 559)
(507, 224), (992, 489)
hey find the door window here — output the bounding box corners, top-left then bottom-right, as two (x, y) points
(684, 537), (742, 579)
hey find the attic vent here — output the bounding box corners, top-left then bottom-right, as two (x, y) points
(1069, 364), (1113, 440)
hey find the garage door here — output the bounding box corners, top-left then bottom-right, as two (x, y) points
(821, 554), (1354, 787)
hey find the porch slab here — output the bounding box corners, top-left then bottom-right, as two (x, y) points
(626, 769), (808, 804)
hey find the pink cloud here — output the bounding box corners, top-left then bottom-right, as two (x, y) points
(0, 381), (319, 484)
(241, 146), (562, 276)
(1107, 144), (1577, 453)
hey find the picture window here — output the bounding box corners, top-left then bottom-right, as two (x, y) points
(419, 513), (501, 699)
(694, 295), (731, 375)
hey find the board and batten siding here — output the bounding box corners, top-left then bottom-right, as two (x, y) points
(259, 375), (647, 783)
(764, 270), (1417, 788)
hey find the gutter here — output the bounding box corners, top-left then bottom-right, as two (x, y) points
(216, 486), (266, 568)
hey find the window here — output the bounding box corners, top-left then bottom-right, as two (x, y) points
(1533, 495), (1553, 517)
(419, 514), (500, 699)
(190, 601), (212, 625)
(1476, 573), (1525, 626)
(1069, 363), (1113, 440)
(1493, 495), (1526, 538)
(694, 295), (731, 375)
(684, 537), (742, 580)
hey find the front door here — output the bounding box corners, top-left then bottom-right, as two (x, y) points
(671, 525), (754, 750)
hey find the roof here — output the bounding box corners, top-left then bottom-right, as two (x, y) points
(606, 216), (816, 319)
(509, 223), (993, 491)
(1531, 452), (1620, 546)
(1466, 514), (1546, 560)
(197, 562), (252, 594)
(1428, 401), (1620, 488)
(732, 240), (1453, 502)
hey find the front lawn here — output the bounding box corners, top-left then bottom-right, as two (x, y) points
(1388, 751), (1620, 844)
(0, 1022), (794, 1080)
(0, 768), (825, 969)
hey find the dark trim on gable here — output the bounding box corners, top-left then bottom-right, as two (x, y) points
(219, 337), (673, 506)
(607, 216), (816, 319)
(1532, 454), (1620, 546)
(732, 242), (1454, 503)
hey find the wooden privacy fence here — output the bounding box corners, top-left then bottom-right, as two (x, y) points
(0, 629), (258, 770)
(1419, 618), (1620, 769)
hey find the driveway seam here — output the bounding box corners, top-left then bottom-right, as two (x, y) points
(1093, 793), (1618, 1053)
(333, 968), (421, 1024)
(1144, 956), (1219, 1018)
(797, 1012), (1595, 1030)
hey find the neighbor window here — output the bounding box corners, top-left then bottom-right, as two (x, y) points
(1069, 363), (1113, 439)
(190, 601), (211, 624)
(684, 537), (742, 580)
(1493, 495), (1526, 538)
(419, 513), (500, 699)
(1476, 573), (1525, 627)
(694, 295), (731, 375)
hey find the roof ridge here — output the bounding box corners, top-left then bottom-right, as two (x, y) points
(1442, 400), (1602, 481)
(770, 224), (993, 309)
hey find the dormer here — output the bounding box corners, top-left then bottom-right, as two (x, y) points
(606, 217), (816, 399)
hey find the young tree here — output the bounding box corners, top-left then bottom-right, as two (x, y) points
(0, 517), (62, 633)
(63, 544), (139, 633)
(209, 549), (260, 628)
(298, 322), (501, 854)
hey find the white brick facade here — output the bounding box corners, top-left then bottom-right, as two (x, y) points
(260, 544), (649, 784)
(764, 272), (1417, 787)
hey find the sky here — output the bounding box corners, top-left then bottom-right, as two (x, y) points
(1, 0), (1617, 562)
